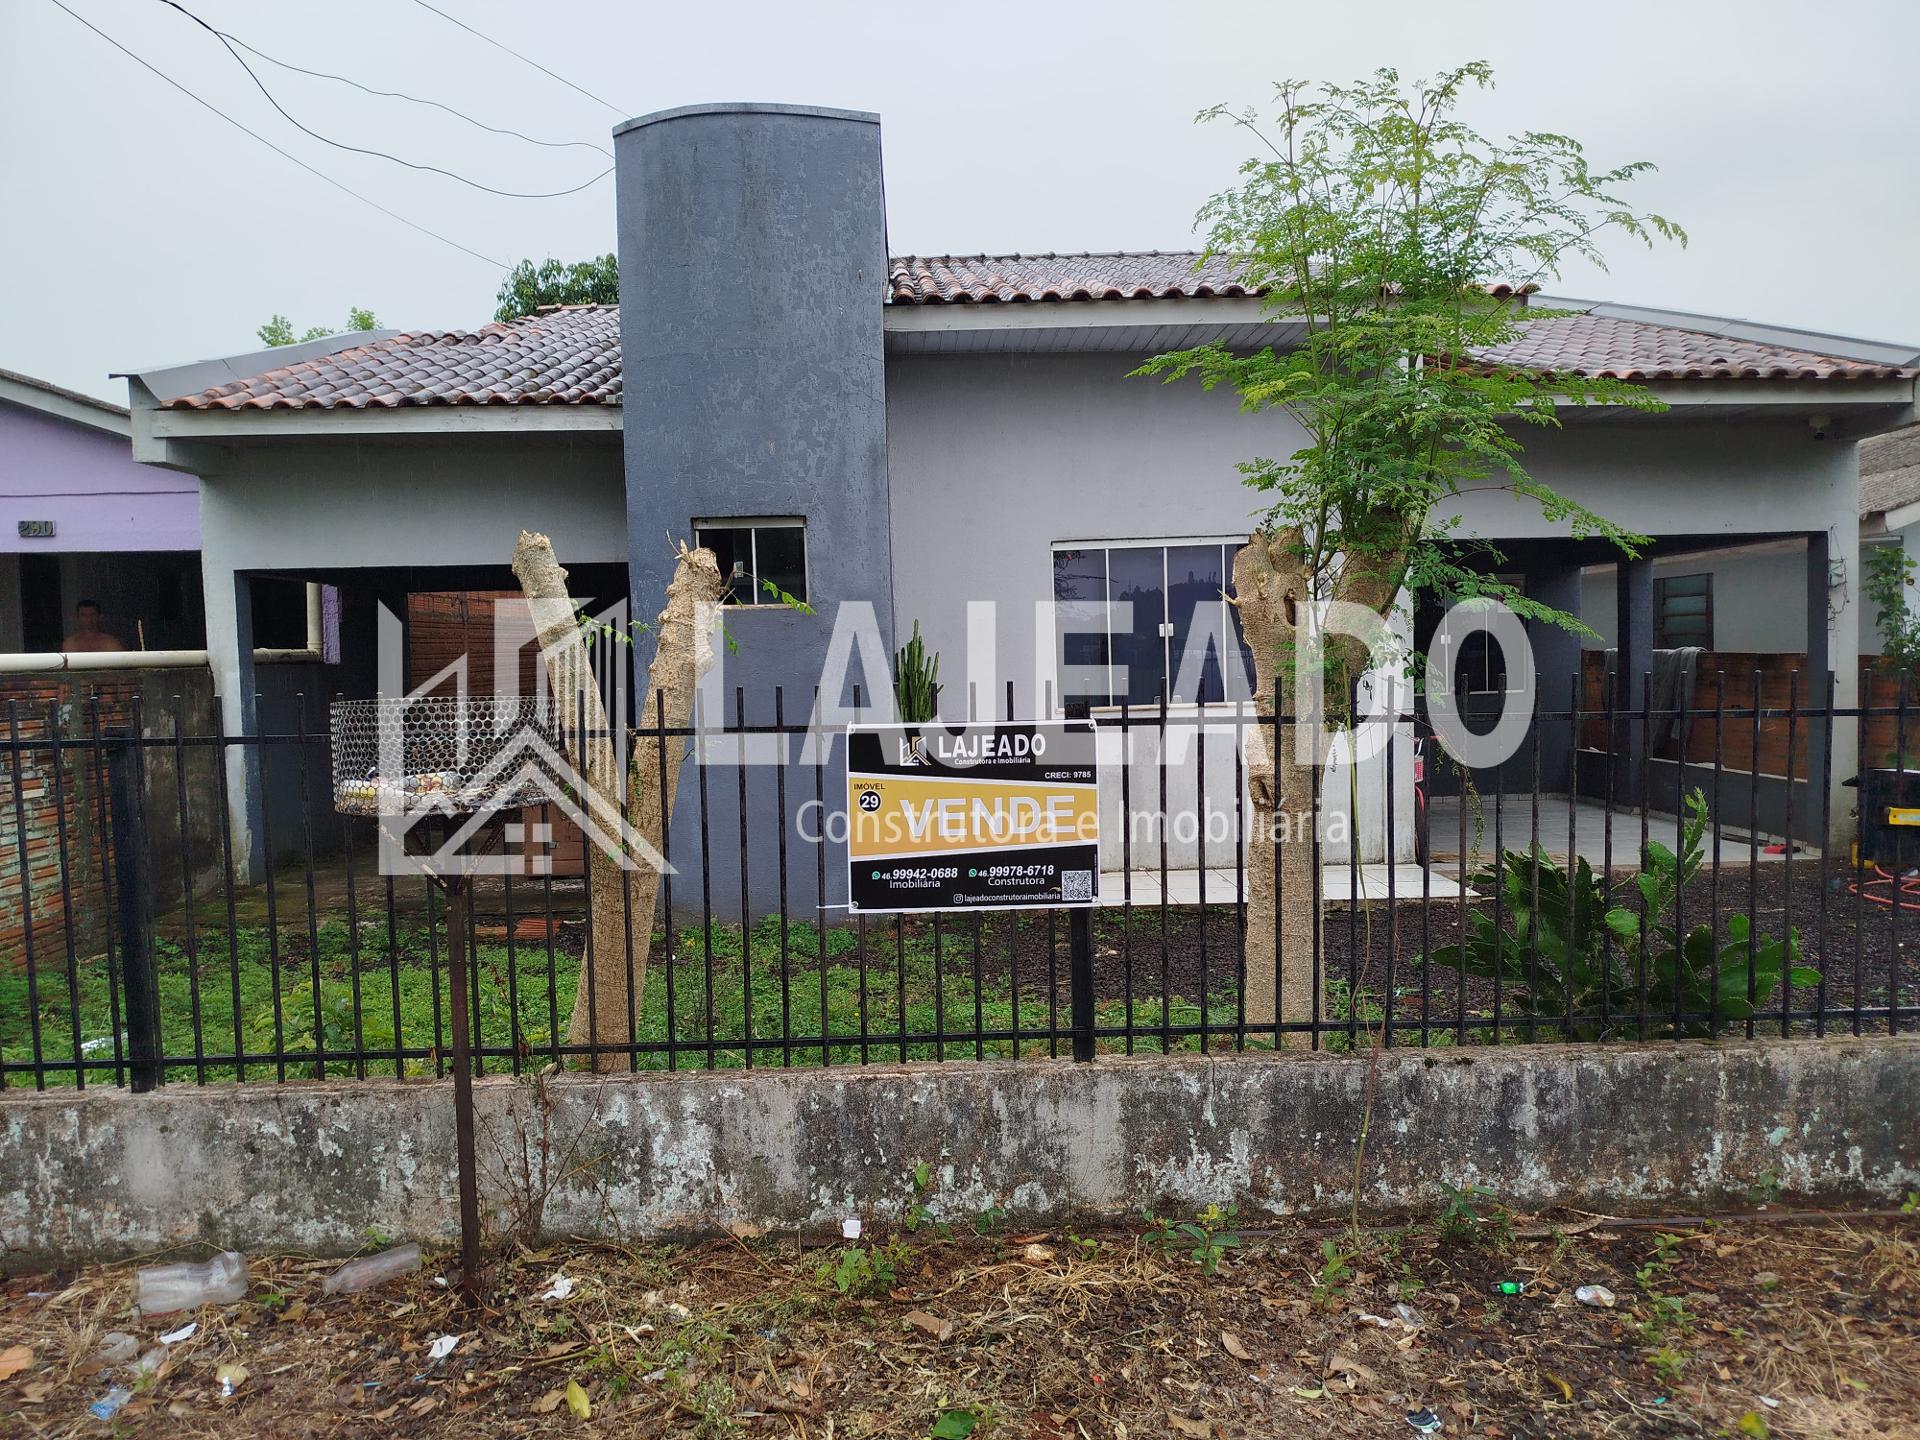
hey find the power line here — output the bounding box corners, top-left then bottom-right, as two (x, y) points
(155, 0), (612, 199)
(43, 0), (506, 270)
(407, 0), (626, 119)
(221, 29), (613, 160)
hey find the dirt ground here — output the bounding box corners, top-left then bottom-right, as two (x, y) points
(3, 1206), (1915, 1439)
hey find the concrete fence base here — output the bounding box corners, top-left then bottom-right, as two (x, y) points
(3, 1038), (1917, 1266)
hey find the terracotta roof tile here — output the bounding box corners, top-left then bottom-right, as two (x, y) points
(159, 261), (1912, 411)
(885, 251), (1537, 304)
(886, 251), (1259, 303)
(1477, 314), (1910, 382)
(167, 306), (620, 411)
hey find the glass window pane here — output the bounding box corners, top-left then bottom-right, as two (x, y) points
(754, 525), (807, 605)
(1108, 545), (1167, 706)
(697, 526), (754, 603)
(1165, 543), (1227, 703)
(1053, 549), (1112, 706)
(1224, 544), (1259, 701)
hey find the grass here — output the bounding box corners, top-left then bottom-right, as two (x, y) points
(0, 908), (1250, 1087)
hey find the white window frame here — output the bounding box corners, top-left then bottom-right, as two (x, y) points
(1050, 534), (1251, 708)
(693, 516), (809, 608)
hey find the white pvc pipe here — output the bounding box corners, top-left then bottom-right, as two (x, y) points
(0, 583), (329, 674)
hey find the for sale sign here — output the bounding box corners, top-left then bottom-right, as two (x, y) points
(846, 720), (1099, 913)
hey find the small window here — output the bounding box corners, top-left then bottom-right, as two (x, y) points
(1654, 573), (1712, 649)
(694, 519), (808, 607)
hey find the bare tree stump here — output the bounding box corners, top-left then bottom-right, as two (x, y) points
(512, 531), (725, 1070)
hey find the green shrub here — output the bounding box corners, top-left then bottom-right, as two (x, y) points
(1430, 791), (1817, 1038)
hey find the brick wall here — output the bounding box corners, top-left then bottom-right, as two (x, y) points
(0, 671), (223, 973)
(406, 592), (585, 878)
(0, 676), (134, 970)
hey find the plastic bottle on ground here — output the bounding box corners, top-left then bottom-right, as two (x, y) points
(133, 1251), (249, 1317)
(322, 1243), (423, 1296)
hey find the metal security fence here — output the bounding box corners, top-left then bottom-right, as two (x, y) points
(1, 673), (1916, 1092)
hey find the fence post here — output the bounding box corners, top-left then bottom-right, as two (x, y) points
(1066, 700), (1096, 1062)
(108, 719), (162, 1092)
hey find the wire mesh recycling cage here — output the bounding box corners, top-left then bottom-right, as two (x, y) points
(328, 695), (574, 820)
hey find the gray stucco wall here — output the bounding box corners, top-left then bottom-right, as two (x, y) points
(193, 435), (626, 573)
(614, 104), (894, 916)
(886, 353), (1860, 701)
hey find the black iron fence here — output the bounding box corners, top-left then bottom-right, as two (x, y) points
(1, 673), (1916, 1091)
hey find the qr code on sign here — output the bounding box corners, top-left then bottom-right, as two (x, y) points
(1061, 870), (1093, 902)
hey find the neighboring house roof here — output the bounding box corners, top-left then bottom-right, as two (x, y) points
(154, 255), (1916, 411)
(888, 251), (1260, 304)
(1861, 423), (1920, 519)
(1475, 314), (1911, 383)
(166, 306), (621, 411)
(885, 251), (1536, 304)
(0, 366), (131, 434)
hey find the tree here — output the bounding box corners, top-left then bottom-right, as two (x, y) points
(495, 255), (618, 322)
(1135, 63), (1683, 1039)
(258, 307), (379, 347)
(513, 531), (727, 1070)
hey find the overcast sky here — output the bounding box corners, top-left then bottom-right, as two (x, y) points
(4, 0), (1918, 402)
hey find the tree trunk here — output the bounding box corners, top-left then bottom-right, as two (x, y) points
(512, 531), (725, 1070)
(1233, 532), (1322, 1045)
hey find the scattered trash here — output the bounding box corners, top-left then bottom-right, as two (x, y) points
(432, 1275), (449, 1288)
(537, 1272), (576, 1303)
(157, 1321), (198, 1345)
(1575, 1284), (1617, 1309)
(216, 1360), (250, 1397)
(88, 1386), (133, 1421)
(135, 1251), (248, 1317)
(1393, 1302), (1425, 1327)
(1407, 1408), (1444, 1433)
(93, 1332), (139, 1367)
(756, 1328), (780, 1341)
(840, 1216), (863, 1240)
(1758, 1396), (1781, 1409)
(324, 1243), (422, 1296)
(1021, 1242), (1057, 1266)
(1492, 1280), (1525, 1296)
(665, 1301), (692, 1322)
(426, 1334), (460, 1363)
(1357, 1312), (1393, 1328)
(133, 1347), (167, 1378)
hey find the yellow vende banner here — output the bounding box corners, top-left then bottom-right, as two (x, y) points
(848, 774), (1099, 861)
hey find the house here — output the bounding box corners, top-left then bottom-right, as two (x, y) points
(1861, 420), (1920, 657)
(0, 368), (200, 655)
(120, 104), (1918, 907)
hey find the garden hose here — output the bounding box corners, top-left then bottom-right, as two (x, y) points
(1846, 862), (1920, 911)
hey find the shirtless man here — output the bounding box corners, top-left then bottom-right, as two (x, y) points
(61, 599), (124, 653)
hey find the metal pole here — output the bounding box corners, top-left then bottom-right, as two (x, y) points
(108, 720), (162, 1093)
(441, 872), (482, 1303)
(1066, 701), (1095, 1062)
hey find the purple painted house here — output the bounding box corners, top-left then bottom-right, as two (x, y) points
(0, 368), (201, 653)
